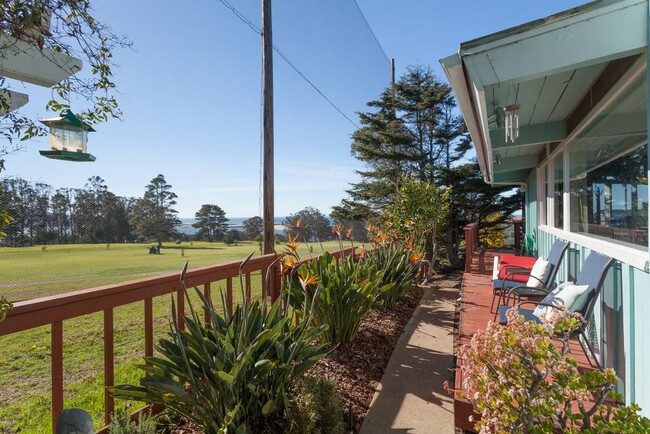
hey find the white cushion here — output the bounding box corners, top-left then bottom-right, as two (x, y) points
(526, 258), (551, 288)
(533, 282), (590, 319)
(492, 256), (500, 280)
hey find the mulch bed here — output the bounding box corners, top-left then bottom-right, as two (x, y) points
(305, 284), (425, 432)
(167, 283), (427, 433)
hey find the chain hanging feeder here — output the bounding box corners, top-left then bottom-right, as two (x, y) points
(39, 109), (96, 162)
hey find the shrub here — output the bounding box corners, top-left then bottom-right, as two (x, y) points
(0, 295), (12, 321)
(110, 282), (329, 433)
(107, 405), (157, 434)
(286, 376), (344, 434)
(364, 244), (418, 309)
(458, 308), (650, 433)
(286, 251), (390, 343)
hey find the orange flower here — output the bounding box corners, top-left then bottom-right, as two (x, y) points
(359, 248), (366, 258)
(282, 254), (297, 269)
(405, 220), (413, 229)
(333, 223), (343, 238)
(345, 228), (353, 240)
(410, 252), (423, 263)
(390, 229), (398, 240)
(286, 233), (298, 252)
(298, 269), (319, 288)
(405, 241), (413, 250)
(295, 219), (302, 229)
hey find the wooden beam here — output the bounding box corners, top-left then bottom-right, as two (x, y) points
(494, 154), (539, 172)
(567, 55), (641, 133)
(262, 0), (275, 254)
(493, 169), (533, 184)
(491, 121), (567, 150)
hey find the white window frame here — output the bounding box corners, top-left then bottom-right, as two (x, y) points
(538, 141), (650, 271)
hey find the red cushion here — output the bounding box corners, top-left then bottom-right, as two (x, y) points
(497, 255), (537, 281)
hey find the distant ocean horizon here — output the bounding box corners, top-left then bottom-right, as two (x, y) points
(176, 217), (286, 235)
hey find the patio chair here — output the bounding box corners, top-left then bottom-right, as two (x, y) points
(498, 252), (615, 369)
(491, 240), (569, 314)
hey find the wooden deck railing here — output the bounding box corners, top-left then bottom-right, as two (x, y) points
(0, 247), (355, 432)
(464, 223), (479, 273)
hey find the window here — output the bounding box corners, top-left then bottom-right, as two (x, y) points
(569, 143), (648, 248)
(553, 152), (563, 229)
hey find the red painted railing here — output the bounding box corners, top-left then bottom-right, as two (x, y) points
(0, 247), (354, 432)
(464, 223), (479, 273)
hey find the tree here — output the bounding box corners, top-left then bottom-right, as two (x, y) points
(130, 174), (180, 243)
(284, 207), (332, 242)
(442, 163), (521, 268)
(337, 64), (520, 269)
(388, 175), (449, 267)
(192, 204), (228, 242)
(242, 216), (263, 241)
(0, 1), (131, 153)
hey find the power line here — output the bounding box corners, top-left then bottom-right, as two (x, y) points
(217, 0), (360, 129)
(351, 0), (390, 65)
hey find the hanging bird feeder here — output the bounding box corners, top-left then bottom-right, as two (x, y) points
(39, 109), (96, 162)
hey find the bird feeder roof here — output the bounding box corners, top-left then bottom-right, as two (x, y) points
(39, 109), (95, 132)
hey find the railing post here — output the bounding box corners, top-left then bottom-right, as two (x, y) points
(226, 277), (233, 317)
(104, 308), (114, 426)
(52, 321), (63, 433)
(514, 220), (522, 252)
(203, 283), (211, 324)
(464, 225), (473, 273)
(144, 298), (153, 360)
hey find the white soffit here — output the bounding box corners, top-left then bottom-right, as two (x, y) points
(0, 90), (28, 115)
(0, 34), (82, 88)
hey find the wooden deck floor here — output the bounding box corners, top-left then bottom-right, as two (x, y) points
(455, 248), (596, 432)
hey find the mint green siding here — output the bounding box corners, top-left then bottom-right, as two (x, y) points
(535, 227), (650, 410)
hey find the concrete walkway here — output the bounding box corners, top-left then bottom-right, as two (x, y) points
(360, 280), (459, 434)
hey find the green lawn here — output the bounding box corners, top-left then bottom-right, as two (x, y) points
(0, 240), (352, 432)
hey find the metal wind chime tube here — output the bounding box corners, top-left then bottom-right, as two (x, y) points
(504, 104), (520, 143)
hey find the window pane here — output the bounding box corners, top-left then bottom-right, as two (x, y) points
(554, 152), (563, 229)
(570, 144), (648, 248)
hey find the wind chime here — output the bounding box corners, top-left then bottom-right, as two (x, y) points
(504, 103), (520, 143)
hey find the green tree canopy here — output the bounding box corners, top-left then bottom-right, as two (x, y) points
(336, 64), (524, 268)
(242, 216), (263, 241)
(130, 174), (180, 243)
(284, 207), (332, 242)
(192, 204), (228, 242)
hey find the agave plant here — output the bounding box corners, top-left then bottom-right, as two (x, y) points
(110, 265), (329, 434)
(286, 251), (390, 344)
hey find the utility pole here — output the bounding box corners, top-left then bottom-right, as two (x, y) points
(262, 0), (275, 254)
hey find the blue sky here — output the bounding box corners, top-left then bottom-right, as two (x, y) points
(3, 0), (585, 218)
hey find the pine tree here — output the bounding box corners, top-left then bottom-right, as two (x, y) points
(338, 64), (521, 268)
(193, 204), (228, 242)
(130, 174), (180, 243)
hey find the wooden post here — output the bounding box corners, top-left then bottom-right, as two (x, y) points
(262, 0), (275, 255)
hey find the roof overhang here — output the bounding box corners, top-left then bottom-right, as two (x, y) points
(0, 34), (82, 88)
(441, 0), (648, 185)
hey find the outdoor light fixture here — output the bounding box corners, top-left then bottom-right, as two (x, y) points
(504, 104), (520, 143)
(493, 153), (503, 165)
(39, 109), (96, 162)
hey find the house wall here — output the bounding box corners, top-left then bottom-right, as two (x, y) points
(534, 226), (650, 411)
